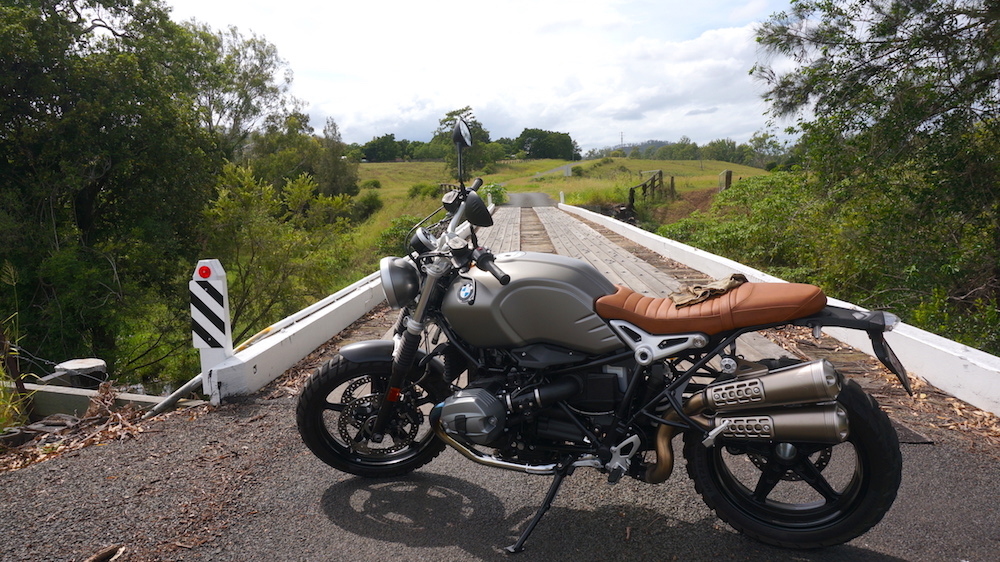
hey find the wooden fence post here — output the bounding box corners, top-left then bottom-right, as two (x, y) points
(719, 170), (733, 191)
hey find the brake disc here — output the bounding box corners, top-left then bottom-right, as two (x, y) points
(338, 393), (419, 456)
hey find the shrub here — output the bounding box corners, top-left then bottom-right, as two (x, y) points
(376, 215), (421, 255)
(351, 190), (383, 222)
(480, 183), (507, 205)
(408, 182), (441, 199)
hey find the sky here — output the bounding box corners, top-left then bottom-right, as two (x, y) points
(164, 0), (795, 153)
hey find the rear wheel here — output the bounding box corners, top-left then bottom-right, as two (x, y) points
(683, 380), (901, 548)
(296, 356), (450, 478)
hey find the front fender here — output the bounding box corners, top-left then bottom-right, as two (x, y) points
(337, 339), (446, 376)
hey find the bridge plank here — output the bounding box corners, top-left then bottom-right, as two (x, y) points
(477, 206), (520, 253)
(533, 207), (681, 296)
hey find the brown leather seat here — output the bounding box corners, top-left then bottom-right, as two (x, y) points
(595, 283), (827, 336)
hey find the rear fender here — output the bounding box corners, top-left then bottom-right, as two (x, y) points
(793, 306), (911, 394)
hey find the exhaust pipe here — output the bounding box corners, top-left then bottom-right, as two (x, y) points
(645, 359), (846, 484)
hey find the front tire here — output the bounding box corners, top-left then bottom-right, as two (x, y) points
(296, 355), (450, 478)
(683, 380), (901, 548)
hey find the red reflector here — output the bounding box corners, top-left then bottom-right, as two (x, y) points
(198, 266), (212, 278)
(387, 387), (401, 402)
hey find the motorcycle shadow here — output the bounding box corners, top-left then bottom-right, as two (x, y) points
(320, 473), (905, 561)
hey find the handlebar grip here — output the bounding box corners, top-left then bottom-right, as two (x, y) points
(474, 248), (510, 285)
(482, 259), (510, 285)
(470, 177), (483, 192)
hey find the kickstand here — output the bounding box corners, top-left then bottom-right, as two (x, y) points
(505, 458), (575, 554)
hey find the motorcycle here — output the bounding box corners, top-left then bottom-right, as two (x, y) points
(296, 120), (908, 553)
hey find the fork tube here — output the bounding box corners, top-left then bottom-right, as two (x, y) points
(370, 264), (446, 439)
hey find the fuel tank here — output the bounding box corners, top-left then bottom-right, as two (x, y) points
(442, 252), (625, 353)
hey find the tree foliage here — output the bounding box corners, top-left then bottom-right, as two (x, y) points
(243, 113), (359, 196)
(515, 128), (580, 160)
(435, 106), (494, 179)
(203, 164), (353, 342)
(179, 20), (293, 160)
(1, 1), (218, 369)
(363, 133), (401, 163)
(0, 1), (365, 385)
(670, 0), (1000, 353)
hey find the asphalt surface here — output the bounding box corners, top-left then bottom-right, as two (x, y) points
(2, 340), (999, 561)
(506, 192), (556, 208)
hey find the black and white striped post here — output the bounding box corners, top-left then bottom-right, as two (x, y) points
(190, 259), (233, 405)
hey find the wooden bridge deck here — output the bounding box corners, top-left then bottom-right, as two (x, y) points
(534, 207), (680, 297)
(478, 205), (683, 296)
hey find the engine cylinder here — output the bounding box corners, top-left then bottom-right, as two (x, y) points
(436, 388), (507, 446)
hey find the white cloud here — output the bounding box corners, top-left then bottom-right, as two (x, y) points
(165, 0), (793, 151)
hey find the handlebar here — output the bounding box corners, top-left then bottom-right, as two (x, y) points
(470, 177), (483, 191)
(473, 247), (510, 285)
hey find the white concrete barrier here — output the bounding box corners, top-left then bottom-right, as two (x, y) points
(208, 273), (384, 399)
(559, 202), (1000, 416)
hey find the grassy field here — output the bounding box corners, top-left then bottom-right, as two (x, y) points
(490, 158), (766, 201)
(334, 158), (766, 287)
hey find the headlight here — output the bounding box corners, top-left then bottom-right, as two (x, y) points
(379, 257), (420, 309)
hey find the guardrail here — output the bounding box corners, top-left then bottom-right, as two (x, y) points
(558, 199), (1000, 416)
(205, 272), (384, 400)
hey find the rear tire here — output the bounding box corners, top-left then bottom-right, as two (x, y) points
(296, 355), (450, 478)
(683, 380), (901, 548)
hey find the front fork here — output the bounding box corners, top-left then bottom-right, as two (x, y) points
(369, 258), (449, 441)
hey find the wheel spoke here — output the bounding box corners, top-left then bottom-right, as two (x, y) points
(793, 456), (842, 503)
(323, 401), (345, 412)
(752, 459), (786, 502)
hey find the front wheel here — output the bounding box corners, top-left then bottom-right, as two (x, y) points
(683, 380), (901, 548)
(296, 355), (450, 478)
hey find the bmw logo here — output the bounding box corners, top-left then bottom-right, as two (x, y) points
(458, 281), (475, 304)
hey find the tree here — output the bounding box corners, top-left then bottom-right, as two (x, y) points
(0, 2), (336, 383)
(701, 138), (741, 164)
(363, 133), (401, 162)
(435, 107), (493, 178)
(754, 0), (1000, 183)
(744, 131), (786, 169)
(514, 128), (579, 160)
(179, 21), (294, 160)
(0, 1), (223, 371)
(315, 118), (359, 196)
(243, 111), (319, 187)
(750, 0), (1000, 350)
(202, 164), (351, 342)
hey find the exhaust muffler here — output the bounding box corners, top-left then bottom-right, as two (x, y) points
(705, 359), (841, 412)
(645, 359), (847, 484)
(710, 403), (849, 443)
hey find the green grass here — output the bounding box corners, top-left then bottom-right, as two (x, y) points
(328, 162), (452, 288)
(1, 365), (27, 430)
(497, 158), (767, 203)
(329, 158), (767, 290)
